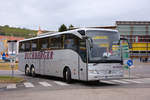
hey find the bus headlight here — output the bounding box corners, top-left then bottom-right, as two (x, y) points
(88, 70), (98, 74)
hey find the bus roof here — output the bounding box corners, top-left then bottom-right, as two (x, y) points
(19, 28), (118, 42)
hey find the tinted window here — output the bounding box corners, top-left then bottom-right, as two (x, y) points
(39, 38), (49, 50)
(25, 41), (31, 52)
(49, 35), (62, 49)
(78, 39), (86, 62)
(64, 34), (78, 51)
(19, 42), (25, 52)
(63, 34), (86, 62)
(32, 39), (38, 51)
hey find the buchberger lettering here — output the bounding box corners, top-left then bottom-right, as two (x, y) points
(25, 51), (53, 59)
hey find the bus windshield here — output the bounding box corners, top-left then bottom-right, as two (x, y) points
(87, 30), (122, 63)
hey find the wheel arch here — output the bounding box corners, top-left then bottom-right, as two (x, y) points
(30, 64), (35, 71)
(25, 64), (29, 69)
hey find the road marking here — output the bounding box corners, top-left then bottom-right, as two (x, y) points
(144, 78), (150, 80)
(24, 82), (34, 87)
(134, 78), (150, 83)
(7, 84), (16, 89)
(110, 80), (129, 84)
(143, 78), (150, 82)
(144, 78), (150, 83)
(122, 79), (143, 84)
(100, 80), (116, 84)
(54, 81), (69, 86)
(39, 82), (52, 87)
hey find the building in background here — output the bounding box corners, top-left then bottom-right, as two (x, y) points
(88, 21), (150, 61)
(37, 26), (43, 35)
(88, 26), (116, 30)
(0, 36), (24, 59)
(116, 21), (150, 61)
(36, 26), (56, 36)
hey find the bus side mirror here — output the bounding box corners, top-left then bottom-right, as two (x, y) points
(82, 36), (88, 40)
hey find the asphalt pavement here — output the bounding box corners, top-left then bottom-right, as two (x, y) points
(0, 59), (150, 100)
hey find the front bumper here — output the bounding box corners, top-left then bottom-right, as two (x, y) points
(88, 63), (124, 81)
(88, 74), (124, 81)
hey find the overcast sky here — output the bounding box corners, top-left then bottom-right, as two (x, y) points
(0, 0), (150, 31)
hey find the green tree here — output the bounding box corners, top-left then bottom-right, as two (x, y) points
(0, 25), (37, 38)
(68, 24), (74, 30)
(58, 24), (67, 32)
(4, 25), (9, 28)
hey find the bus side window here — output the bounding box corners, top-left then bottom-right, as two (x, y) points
(32, 39), (38, 51)
(40, 38), (49, 50)
(25, 41), (31, 52)
(49, 35), (62, 49)
(78, 39), (86, 61)
(64, 34), (78, 51)
(19, 42), (25, 52)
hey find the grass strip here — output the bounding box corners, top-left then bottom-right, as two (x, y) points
(0, 76), (24, 83)
(0, 63), (18, 70)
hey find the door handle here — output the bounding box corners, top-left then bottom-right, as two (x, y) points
(80, 68), (83, 71)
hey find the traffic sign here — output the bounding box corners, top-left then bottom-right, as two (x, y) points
(127, 59), (133, 67)
(2, 53), (6, 60)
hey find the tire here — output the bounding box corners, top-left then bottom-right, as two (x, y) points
(31, 67), (36, 77)
(64, 68), (72, 83)
(25, 66), (30, 76)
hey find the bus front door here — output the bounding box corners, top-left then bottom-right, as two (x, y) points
(78, 38), (88, 81)
(78, 56), (87, 81)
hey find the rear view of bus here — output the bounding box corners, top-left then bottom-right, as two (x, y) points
(84, 29), (124, 81)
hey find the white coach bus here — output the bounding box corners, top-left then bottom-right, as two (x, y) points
(18, 28), (127, 83)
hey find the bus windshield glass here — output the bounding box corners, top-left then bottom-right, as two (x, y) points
(87, 30), (121, 63)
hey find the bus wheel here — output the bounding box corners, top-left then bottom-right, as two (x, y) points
(25, 66), (30, 76)
(31, 67), (36, 77)
(64, 68), (72, 83)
